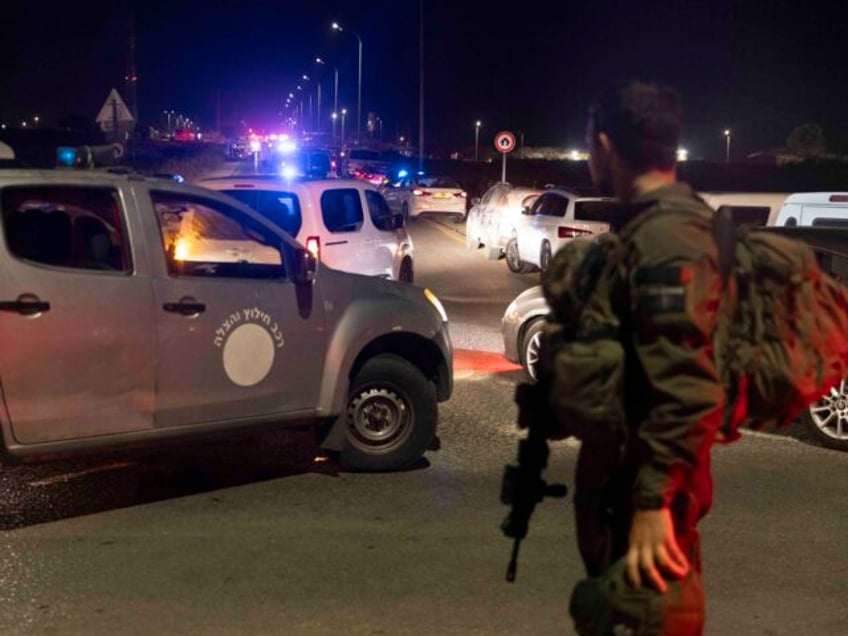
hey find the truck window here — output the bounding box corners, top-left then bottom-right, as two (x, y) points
(150, 191), (284, 279)
(1, 185), (130, 272)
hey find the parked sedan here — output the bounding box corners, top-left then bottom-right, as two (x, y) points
(382, 174), (467, 222)
(507, 187), (615, 274)
(501, 284), (548, 380)
(466, 182), (542, 260)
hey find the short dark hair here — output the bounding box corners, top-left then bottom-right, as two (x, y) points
(588, 81), (682, 171)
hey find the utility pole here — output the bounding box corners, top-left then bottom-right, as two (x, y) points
(124, 14), (138, 131)
(418, 0), (424, 172)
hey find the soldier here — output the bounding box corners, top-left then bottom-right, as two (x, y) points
(559, 81), (725, 634)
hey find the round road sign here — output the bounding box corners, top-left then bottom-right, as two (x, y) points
(495, 131), (516, 154)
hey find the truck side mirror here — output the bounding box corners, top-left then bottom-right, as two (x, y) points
(293, 247), (317, 285)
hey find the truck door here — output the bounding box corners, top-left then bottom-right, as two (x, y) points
(144, 189), (326, 428)
(0, 184), (155, 444)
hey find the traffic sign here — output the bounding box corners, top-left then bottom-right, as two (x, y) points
(495, 131), (516, 154)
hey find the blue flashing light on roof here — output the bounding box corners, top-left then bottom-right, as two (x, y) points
(56, 147), (78, 167)
(397, 169), (408, 178)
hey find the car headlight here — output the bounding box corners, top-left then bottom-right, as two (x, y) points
(424, 288), (448, 322)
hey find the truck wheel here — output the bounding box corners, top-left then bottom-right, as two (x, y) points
(341, 354), (437, 471)
(802, 380), (848, 451)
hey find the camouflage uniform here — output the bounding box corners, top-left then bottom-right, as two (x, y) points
(566, 183), (725, 635)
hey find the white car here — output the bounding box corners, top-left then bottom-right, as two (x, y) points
(698, 191), (790, 226)
(199, 176), (415, 282)
(382, 174), (467, 222)
(466, 182), (541, 259)
(507, 187), (615, 274)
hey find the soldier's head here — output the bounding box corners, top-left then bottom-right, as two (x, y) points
(586, 81), (682, 200)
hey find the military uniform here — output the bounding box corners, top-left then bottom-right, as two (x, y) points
(549, 183), (725, 635)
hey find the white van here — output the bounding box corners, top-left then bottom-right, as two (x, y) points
(698, 192), (791, 226)
(774, 192), (848, 227)
(199, 177), (415, 282)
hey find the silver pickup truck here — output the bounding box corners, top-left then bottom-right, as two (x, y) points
(0, 168), (452, 471)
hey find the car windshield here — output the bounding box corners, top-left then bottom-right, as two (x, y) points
(416, 176), (460, 189)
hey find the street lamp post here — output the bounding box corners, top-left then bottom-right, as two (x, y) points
(331, 112), (338, 146)
(332, 22), (363, 145)
(474, 120), (482, 161)
(341, 108), (347, 148)
(724, 129), (732, 163)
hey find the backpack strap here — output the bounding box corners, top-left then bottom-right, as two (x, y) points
(712, 206), (736, 286)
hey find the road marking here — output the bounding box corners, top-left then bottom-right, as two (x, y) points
(423, 218), (467, 245)
(28, 461), (136, 487)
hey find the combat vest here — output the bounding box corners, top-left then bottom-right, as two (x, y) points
(539, 232), (626, 444)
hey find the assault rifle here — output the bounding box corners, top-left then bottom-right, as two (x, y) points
(500, 382), (568, 582)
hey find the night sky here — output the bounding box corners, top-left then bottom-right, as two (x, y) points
(2, 0), (848, 161)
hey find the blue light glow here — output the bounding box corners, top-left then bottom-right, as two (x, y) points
(56, 147), (77, 167)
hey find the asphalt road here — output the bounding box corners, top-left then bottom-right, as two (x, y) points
(1, 214), (846, 635)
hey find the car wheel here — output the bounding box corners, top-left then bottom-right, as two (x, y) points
(505, 238), (534, 274)
(802, 379), (848, 451)
(401, 202), (410, 221)
(340, 354), (437, 471)
(521, 318), (545, 381)
(540, 241), (552, 273)
(399, 257), (414, 283)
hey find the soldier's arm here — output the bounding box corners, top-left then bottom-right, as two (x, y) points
(625, 222), (725, 510)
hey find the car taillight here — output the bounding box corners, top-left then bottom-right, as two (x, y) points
(455, 191), (467, 198)
(305, 236), (320, 259)
(558, 226), (593, 239)
(412, 189), (424, 196)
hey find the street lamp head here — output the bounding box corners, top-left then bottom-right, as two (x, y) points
(331, 112), (338, 120)
(302, 74), (309, 81)
(315, 57), (325, 64)
(332, 22), (342, 32)
(475, 120), (481, 128)
(724, 129), (731, 137)
(342, 108), (347, 115)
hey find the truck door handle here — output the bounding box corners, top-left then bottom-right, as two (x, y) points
(163, 301), (206, 316)
(0, 299), (51, 316)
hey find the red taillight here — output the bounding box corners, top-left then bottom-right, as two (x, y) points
(412, 188), (425, 196)
(233, 184), (255, 188)
(829, 194), (848, 202)
(557, 226), (593, 239)
(455, 191), (467, 198)
(305, 236), (320, 259)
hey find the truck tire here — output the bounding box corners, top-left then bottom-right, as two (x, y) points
(341, 354), (437, 471)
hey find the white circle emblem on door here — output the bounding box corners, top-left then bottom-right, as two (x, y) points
(222, 323), (275, 386)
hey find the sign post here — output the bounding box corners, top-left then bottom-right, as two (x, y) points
(494, 130), (516, 183)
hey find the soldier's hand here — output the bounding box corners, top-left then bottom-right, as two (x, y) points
(625, 508), (689, 593)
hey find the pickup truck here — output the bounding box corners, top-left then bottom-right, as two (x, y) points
(0, 167), (452, 471)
